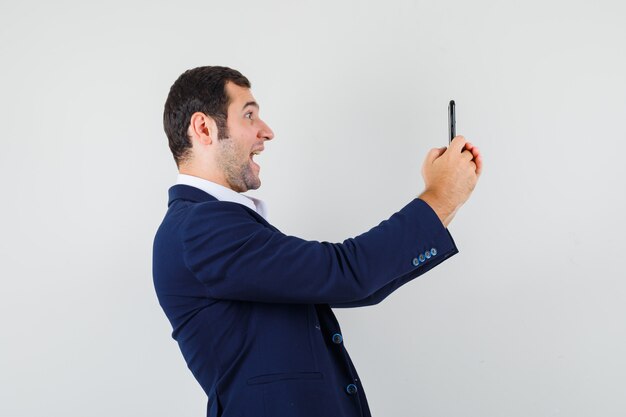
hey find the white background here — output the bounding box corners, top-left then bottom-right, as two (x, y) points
(1, 0), (625, 416)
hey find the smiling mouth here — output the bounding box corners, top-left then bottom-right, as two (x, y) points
(249, 152), (260, 169)
(250, 149), (263, 160)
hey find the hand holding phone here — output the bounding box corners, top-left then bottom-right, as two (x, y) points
(446, 99), (482, 166)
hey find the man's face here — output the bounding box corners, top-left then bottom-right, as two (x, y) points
(215, 82), (274, 193)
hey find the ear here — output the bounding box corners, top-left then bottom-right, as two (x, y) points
(188, 112), (218, 145)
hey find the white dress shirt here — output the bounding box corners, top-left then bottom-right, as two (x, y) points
(176, 174), (269, 221)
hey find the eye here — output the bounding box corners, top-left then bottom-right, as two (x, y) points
(245, 112), (253, 120)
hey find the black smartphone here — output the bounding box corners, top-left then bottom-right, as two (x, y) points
(448, 100), (455, 144)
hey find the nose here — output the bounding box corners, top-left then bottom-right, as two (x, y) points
(258, 119), (274, 141)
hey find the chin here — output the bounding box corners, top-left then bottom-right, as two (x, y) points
(247, 182), (261, 191)
(243, 174), (261, 191)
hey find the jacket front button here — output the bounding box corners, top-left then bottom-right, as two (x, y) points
(332, 333), (343, 344)
(346, 384), (358, 395)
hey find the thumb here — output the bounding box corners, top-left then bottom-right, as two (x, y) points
(425, 146), (447, 164)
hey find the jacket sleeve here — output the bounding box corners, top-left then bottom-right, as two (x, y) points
(181, 197), (459, 304)
(329, 227), (458, 308)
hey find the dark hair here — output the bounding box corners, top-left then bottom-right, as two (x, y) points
(163, 66), (251, 167)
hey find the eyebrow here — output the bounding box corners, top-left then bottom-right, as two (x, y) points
(242, 101), (259, 111)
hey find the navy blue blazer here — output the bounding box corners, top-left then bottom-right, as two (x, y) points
(153, 184), (459, 417)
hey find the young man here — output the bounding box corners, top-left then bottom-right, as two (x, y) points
(153, 66), (483, 417)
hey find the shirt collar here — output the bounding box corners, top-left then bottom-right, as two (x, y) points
(176, 174), (269, 220)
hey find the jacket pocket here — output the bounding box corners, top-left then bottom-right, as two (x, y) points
(247, 371), (323, 385)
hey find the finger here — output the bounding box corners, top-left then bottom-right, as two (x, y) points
(474, 152), (483, 176)
(450, 135), (467, 153)
(425, 146), (447, 164)
(461, 149), (474, 161)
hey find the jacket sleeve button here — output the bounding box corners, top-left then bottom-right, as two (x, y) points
(346, 383), (358, 395)
(412, 257), (420, 266)
(431, 248), (437, 256)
